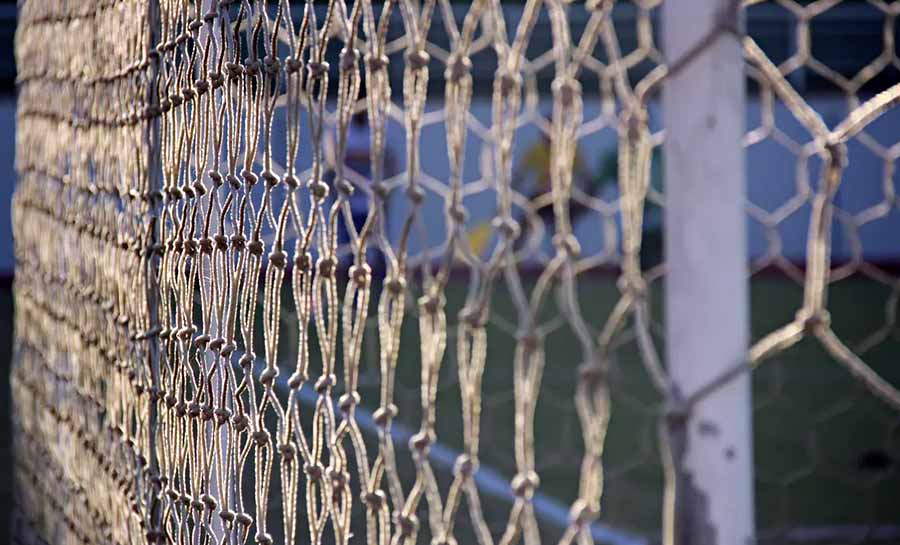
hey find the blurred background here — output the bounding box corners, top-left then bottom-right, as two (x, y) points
(4, 2), (900, 544)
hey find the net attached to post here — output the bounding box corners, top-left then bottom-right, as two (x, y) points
(11, 1), (900, 545)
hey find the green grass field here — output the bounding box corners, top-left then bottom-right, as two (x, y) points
(342, 272), (900, 540)
(2, 270), (898, 543)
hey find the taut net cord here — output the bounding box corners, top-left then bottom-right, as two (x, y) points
(11, 1), (900, 545)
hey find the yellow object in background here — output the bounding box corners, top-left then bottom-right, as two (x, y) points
(466, 221), (493, 258)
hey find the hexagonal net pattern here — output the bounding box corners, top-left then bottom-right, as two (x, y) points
(9, 1), (900, 545)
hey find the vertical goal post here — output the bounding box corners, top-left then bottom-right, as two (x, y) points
(663, 2), (755, 545)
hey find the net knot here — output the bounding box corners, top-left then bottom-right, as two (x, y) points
(578, 362), (606, 385)
(496, 68), (522, 97)
(553, 233), (581, 257)
(191, 180), (206, 197)
(386, 275), (406, 294)
(586, 0), (612, 11)
(315, 373), (336, 393)
(394, 513), (419, 537)
(235, 513), (253, 527)
(263, 55), (281, 76)
(616, 274), (646, 298)
(511, 471), (540, 499)
(247, 239), (264, 256)
(318, 257), (337, 278)
(214, 407), (232, 426)
(167, 185), (184, 201)
(569, 499), (599, 526)
(664, 395), (689, 429)
(230, 233), (247, 250)
(409, 429), (435, 453)
(361, 489), (386, 508)
(245, 58), (262, 76)
(287, 371), (307, 389)
(226, 173), (242, 190)
(211, 235), (227, 252)
(220, 341), (236, 358)
(796, 308), (830, 334)
(517, 329), (541, 352)
(241, 168), (258, 187)
(164, 487), (179, 503)
(492, 216), (520, 240)
(148, 387), (164, 403)
(406, 184), (425, 205)
(261, 169), (279, 188)
(339, 392), (361, 412)
(225, 62), (244, 80)
(454, 454), (478, 478)
(193, 78), (209, 95)
(144, 104), (162, 119)
(201, 493), (217, 511)
(252, 429), (270, 446)
(373, 404), (398, 428)
(309, 178), (329, 200)
(269, 249), (287, 269)
(259, 366), (278, 386)
(622, 107), (648, 141)
(337, 179), (355, 197)
(304, 463), (324, 482)
(366, 53), (390, 72)
(350, 263), (371, 286)
(552, 76), (581, 109)
(178, 492), (193, 508)
(232, 413), (250, 432)
(183, 238), (199, 256)
(285, 57), (303, 74)
(420, 292), (443, 314)
(282, 174), (300, 190)
(447, 202), (467, 223)
(307, 61), (330, 79)
(198, 236), (213, 255)
(295, 252), (313, 272)
(459, 307), (486, 328)
(239, 352), (255, 368)
(432, 537), (458, 545)
(219, 509), (236, 524)
(209, 71), (225, 89)
(405, 49), (430, 71)
(278, 442), (297, 461)
(824, 138), (848, 169)
(445, 54), (472, 83)
(372, 181), (389, 199)
(340, 47), (360, 71)
(330, 468), (350, 488)
(255, 533), (273, 545)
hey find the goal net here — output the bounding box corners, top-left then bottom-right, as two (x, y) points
(11, 1), (900, 545)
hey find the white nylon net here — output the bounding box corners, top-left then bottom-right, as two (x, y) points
(11, 1), (900, 545)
